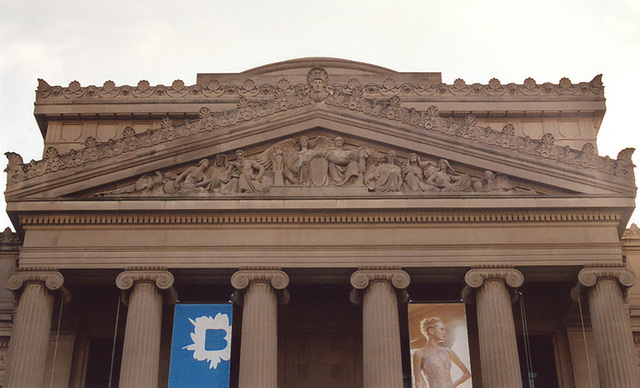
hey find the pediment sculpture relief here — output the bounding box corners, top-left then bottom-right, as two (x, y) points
(96, 136), (536, 197)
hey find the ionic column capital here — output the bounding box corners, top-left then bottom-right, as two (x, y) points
(7, 268), (70, 303)
(462, 267), (524, 304)
(7, 269), (64, 292)
(231, 269), (290, 305)
(350, 269), (410, 305)
(116, 268), (177, 305)
(578, 266), (635, 289)
(573, 265), (636, 301)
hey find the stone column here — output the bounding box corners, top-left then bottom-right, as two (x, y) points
(231, 269), (289, 388)
(350, 269), (410, 388)
(462, 267), (524, 388)
(576, 266), (640, 388)
(5, 269), (66, 388)
(116, 268), (177, 388)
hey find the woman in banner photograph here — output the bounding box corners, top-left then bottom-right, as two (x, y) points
(412, 317), (471, 388)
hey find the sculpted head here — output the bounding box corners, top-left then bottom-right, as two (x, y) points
(199, 159), (209, 168)
(300, 136), (309, 148)
(215, 154), (227, 167)
(386, 150), (397, 164)
(409, 153), (419, 164)
(334, 136), (344, 147)
(421, 316), (446, 341)
(236, 150), (245, 160)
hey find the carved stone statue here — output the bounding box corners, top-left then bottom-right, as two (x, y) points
(171, 158), (209, 194)
(323, 136), (365, 186)
(365, 150), (403, 192)
(401, 153), (438, 192)
(202, 154), (234, 194)
(425, 159), (472, 192)
(472, 170), (535, 194)
(229, 150), (268, 193)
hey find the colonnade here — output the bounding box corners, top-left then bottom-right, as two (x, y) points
(4, 265), (639, 388)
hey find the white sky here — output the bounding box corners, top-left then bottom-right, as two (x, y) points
(1, 0), (639, 229)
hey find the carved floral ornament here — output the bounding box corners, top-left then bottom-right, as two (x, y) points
(5, 68), (634, 190)
(35, 71), (604, 102)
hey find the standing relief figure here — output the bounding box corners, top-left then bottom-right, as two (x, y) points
(229, 150), (268, 193)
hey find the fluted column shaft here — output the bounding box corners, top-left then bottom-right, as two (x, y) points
(351, 269), (410, 388)
(463, 268), (523, 388)
(577, 267), (640, 388)
(232, 269), (289, 388)
(5, 270), (65, 388)
(116, 269), (175, 388)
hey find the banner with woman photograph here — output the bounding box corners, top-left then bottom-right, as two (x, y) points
(409, 303), (473, 388)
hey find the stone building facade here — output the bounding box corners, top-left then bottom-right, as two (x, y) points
(1, 58), (639, 387)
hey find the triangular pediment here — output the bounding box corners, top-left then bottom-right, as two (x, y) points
(5, 82), (636, 201)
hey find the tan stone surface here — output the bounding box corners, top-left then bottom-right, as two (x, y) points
(463, 268), (524, 388)
(116, 269), (175, 388)
(577, 267), (640, 387)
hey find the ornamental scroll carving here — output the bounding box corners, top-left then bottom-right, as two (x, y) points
(231, 270), (290, 306)
(349, 269), (411, 305)
(6, 69), (632, 188)
(115, 269), (177, 305)
(95, 136), (538, 196)
(578, 266), (636, 290)
(7, 269), (70, 303)
(461, 267), (524, 304)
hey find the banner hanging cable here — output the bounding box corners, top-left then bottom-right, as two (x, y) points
(108, 295), (122, 388)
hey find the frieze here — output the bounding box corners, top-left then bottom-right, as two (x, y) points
(93, 135), (538, 197)
(6, 68), (633, 189)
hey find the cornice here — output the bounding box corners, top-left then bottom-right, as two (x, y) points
(17, 210), (623, 227)
(35, 74), (603, 104)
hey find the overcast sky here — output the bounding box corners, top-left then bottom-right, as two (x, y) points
(1, 0), (639, 229)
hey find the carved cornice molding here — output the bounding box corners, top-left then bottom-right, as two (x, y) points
(230, 269), (290, 305)
(6, 269), (70, 303)
(34, 74), (604, 103)
(115, 268), (177, 305)
(461, 267), (524, 304)
(349, 269), (410, 305)
(6, 70), (631, 189)
(18, 210), (623, 227)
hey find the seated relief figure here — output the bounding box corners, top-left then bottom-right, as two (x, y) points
(365, 150), (403, 192)
(323, 136), (367, 186)
(201, 154), (235, 194)
(401, 153), (439, 192)
(168, 158), (210, 194)
(425, 159), (473, 192)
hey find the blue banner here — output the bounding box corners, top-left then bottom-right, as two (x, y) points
(168, 304), (233, 387)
